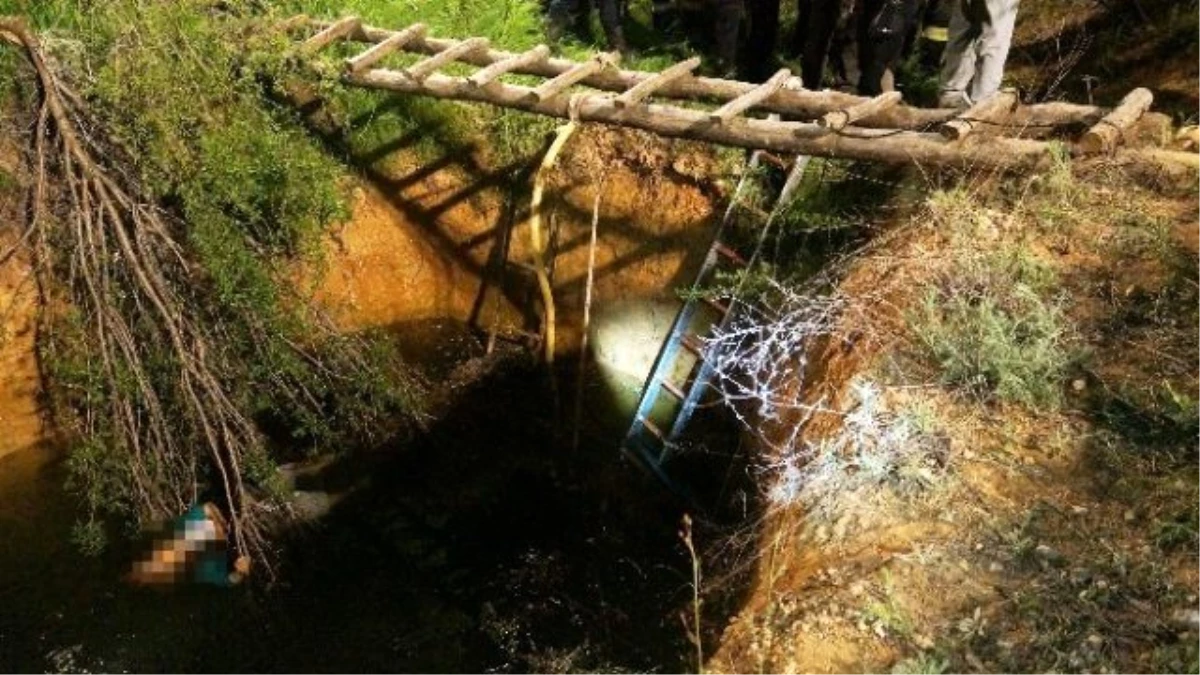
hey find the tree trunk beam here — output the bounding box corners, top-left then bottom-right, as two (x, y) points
(614, 56), (701, 108)
(301, 16), (361, 55)
(299, 18), (1111, 131)
(345, 23), (426, 74)
(404, 37), (489, 82)
(468, 44), (550, 88)
(819, 91), (902, 131)
(1080, 88), (1154, 154)
(350, 68), (1051, 169)
(531, 52), (620, 102)
(941, 89), (1020, 140)
(709, 68), (793, 124)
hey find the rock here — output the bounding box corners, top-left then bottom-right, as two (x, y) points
(988, 561), (1004, 573)
(1086, 634), (1104, 648)
(1072, 379), (1087, 392)
(1035, 544), (1064, 564)
(1171, 609), (1200, 629)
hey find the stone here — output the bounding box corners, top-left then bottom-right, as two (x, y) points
(1171, 609), (1200, 629)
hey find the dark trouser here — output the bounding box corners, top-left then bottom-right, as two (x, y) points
(788, 0), (841, 89)
(857, 0), (919, 95)
(547, 0), (627, 50)
(712, 0), (744, 72)
(744, 0), (779, 81)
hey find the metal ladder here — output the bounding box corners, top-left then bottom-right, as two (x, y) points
(620, 150), (811, 493)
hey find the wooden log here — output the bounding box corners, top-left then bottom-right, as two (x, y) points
(940, 89), (1019, 140)
(277, 14), (312, 34)
(348, 68), (1053, 170)
(404, 37), (489, 82)
(1080, 88), (1154, 154)
(819, 90), (902, 131)
(530, 52), (619, 102)
(709, 69), (792, 124)
(345, 23), (426, 73)
(301, 16), (361, 55)
(614, 56), (701, 108)
(468, 44), (550, 88)
(316, 19), (1110, 131)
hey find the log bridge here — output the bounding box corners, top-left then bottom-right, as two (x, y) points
(286, 15), (1175, 170)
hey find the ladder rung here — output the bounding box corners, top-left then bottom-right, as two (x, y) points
(758, 151), (789, 171)
(468, 44), (551, 88)
(277, 14), (311, 34)
(531, 52), (620, 102)
(713, 241), (747, 266)
(405, 37), (489, 82)
(741, 202), (772, 220)
(709, 68), (791, 124)
(302, 16), (361, 55)
(701, 295), (730, 315)
(345, 23), (427, 73)
(639, 416), (665, 440)
(660, 378), (687, 400)
(681, 334), (705, 356)
(614, 56), (701, 109)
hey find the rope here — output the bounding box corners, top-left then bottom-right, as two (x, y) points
(567, 92), (586, 123)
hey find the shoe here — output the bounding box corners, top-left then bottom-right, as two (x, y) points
(937, 91), (972, 110)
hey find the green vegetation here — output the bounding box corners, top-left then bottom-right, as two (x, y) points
(909, 246), (1075, 410)
(1, 0), (434, 549)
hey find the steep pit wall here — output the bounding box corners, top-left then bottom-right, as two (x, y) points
(301, 124), (726, 405)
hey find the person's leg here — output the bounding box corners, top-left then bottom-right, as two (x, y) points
(968, 0), (1017, 101)
(745, 0), (781, 80)
(799, 0), (840, 88)
(788, 0), (812, 59)
(856, 0), (885, 94)
(858, 0), (919, 94)
(713, 0), (744, 75)
(546, 0), (582, 42)
(938, 0), (982, 107)
(598, 0), (630, 53)
(652, 0), (679, 31)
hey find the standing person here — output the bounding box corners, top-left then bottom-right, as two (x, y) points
(546, 0), (633, 56)
(917, 0), (952, 71)
(787, 0), (842, 89)
(744, 0), (780, 82)
(938, 0), (1019, 108)
(711, 0), (745, 78)
(857, 0), (921, 95)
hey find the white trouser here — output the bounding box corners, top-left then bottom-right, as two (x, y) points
(939, 0), (1019, 106)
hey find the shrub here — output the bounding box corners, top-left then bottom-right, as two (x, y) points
(908, 238), (1075, 410)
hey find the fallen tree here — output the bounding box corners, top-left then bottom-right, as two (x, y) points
(0, 15), (421, 570)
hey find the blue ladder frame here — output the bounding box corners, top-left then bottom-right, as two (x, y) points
(621, 152), (812, 494)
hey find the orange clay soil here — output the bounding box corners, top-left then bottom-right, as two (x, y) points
(298, 125), (724, 353)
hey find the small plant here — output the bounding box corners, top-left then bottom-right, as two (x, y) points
(679, 514), (705, 674)
(908, 238), (1076, 410)
(892, 652), (949, 675)
(860, 571), (913, 640)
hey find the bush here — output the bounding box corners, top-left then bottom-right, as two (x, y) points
(908, 242), (1075, 410)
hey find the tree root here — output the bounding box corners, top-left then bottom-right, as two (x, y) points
(0, 17), (273, 567)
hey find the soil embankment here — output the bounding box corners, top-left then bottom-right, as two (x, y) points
(0, 141), (43, 463)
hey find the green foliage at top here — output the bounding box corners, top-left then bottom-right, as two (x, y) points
(5, 0), (425, 538)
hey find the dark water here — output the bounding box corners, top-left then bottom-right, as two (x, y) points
(0, 320), (753, 672)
